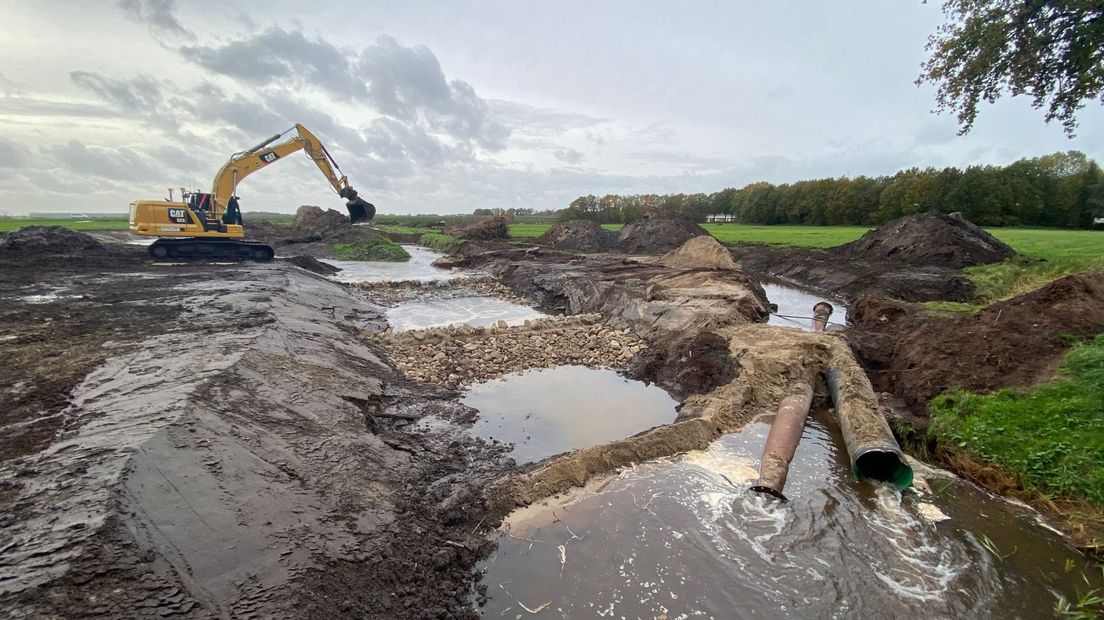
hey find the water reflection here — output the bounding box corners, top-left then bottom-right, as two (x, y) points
(386, 296), (546, 331)
(762, 282), (848, 330)
(462, 366), (678, 464)
(326, 245), (478, 283)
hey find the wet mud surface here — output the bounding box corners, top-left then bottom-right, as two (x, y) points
(0, 244), (512, 618)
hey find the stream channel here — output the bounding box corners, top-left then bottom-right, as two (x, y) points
(335, 247), (1100, 618)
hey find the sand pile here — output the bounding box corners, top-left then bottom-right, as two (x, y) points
(535, 220), (617, 252)
(660, 235), (738, 270)
(836, 211), (1015, 268)
(0, 226), (106, 257)
(617, 212), (708, 254)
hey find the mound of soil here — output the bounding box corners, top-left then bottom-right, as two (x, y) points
(628, 330), (738, 399)
(0, 226), (106, 257)
(292, 205), (351, 236)
(617, 212), (708, 254)
(283, 254), (341, 275)
(849, 272), (1104, 415)
(535, 220), (617, 252)
(448, 215), (510, 241)
(660, 235), (738, 270)
(836, 211), (1016, 268)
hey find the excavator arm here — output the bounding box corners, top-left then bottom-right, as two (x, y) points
(210, 124), (349, 212)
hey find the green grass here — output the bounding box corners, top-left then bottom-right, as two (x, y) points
(330, 236), (411, 261)
(929, 334), (1104, 506)
(507, 223), (622, 239)
(380, 225), (433, 235)
(702, 224), (872, 247)
(965, 229), (1104, 302)
(419, 232), (464, 253)
(0, 218), (129, 232)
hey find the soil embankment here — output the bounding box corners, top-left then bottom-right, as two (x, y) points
(836, 210), (1016, 269)
(245, 205), (405, 260)
(0, 245), (511, 618)
(849, 272), (1104, 419)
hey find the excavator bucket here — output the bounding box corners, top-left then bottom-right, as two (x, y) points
(346, 198), (375, 224)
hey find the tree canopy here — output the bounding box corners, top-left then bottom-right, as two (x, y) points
(561, 151), (1104, 228)
(919, 0), (1104, 136)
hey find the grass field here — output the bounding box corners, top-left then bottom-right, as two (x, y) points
(0, 219), (130, 232)
(930, 334), (1104, 507)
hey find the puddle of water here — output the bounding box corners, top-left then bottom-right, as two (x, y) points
(461, 366), (678, 464)
(482, 410), (1101, 618)
(763, 282), (849, 330)
(386, 296), (546, 331)
(326, 245), (477, 283)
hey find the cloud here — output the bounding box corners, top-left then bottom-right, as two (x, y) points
(43, 140), (164, 183)
(178, 30), (509, 150)
(116, 0), (191, 36)
(553, 148), (584, 164)
(0, 137), (29, 169)
(180, 27), (362, 99)
(489, 100), (608, 137)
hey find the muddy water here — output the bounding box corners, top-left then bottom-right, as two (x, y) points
(763, 281), (849, 330)
(461, 366), (678, 464)
(482, 411), (1100, 618)
(328, 245), (477, 283)
(385, 296), (546, 331)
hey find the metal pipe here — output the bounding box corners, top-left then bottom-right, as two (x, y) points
(825, 368), (913, 489)
(812, 301), (833, 332)
(750, 382), (814, 500)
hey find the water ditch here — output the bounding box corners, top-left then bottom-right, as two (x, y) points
(481, 411), (1101, 618)
(336, 247), (1099, 618)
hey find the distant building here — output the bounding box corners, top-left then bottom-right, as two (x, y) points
(705, 213), (739, 223)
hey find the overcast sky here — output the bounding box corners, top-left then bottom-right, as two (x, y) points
(1, 0), (1101, 216)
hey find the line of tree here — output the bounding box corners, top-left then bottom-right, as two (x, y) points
(562, 151), (1104, 228)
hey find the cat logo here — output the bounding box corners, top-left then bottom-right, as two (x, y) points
(168, 208), (188, 224)
(259, 151), (280, 164)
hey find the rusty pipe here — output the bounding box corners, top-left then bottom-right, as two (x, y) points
(812, 301), (834, 332)
(750, 382), (814, 500)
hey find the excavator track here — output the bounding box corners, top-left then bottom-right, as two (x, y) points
(148, 238), (275, 261)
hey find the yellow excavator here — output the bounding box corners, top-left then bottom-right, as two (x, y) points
(129, 124), (374, 260)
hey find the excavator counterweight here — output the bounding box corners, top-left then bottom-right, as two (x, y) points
(129, 124), (372, 260)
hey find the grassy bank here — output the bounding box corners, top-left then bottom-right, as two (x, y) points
(966, 229), (1104, 303)
(929, 334), (1104, 507)
(331, 236), (411, 261)
(419, 232), (464, 253)
(507, 222), (622, 238)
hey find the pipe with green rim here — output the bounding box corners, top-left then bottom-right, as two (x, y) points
(825, 368), (913, 489)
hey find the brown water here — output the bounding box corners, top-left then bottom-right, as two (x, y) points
(461, 366), (678, 464)
(481, 411), (1101, 618)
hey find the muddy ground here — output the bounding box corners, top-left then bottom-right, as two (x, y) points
(0, 244), (516, 618)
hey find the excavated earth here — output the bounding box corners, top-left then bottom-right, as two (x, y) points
(0, 237), (515, 618)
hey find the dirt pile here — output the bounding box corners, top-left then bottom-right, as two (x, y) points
(283, 254), (341, 275)
(849, 272), (1104, 414)
(0, 226), (106, 257)
(291, 205), (351, 236)
(628, 330), (738, 398)
(447, 215), (510, 241)
(535, 220), (617, 251)
(617, 212), (708, 254)
(660, 235), (738, 270)
(836, 211), (1016, 268)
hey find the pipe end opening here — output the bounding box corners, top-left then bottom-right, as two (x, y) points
(855, 450), (914, 490)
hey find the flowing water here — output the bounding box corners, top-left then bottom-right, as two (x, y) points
(461, 366), (678, 464)
(481, 411), (1101, 618)
(385, 296), (546, 332)
(763, 282), (848, 330)
(327, 245), (478, 283)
